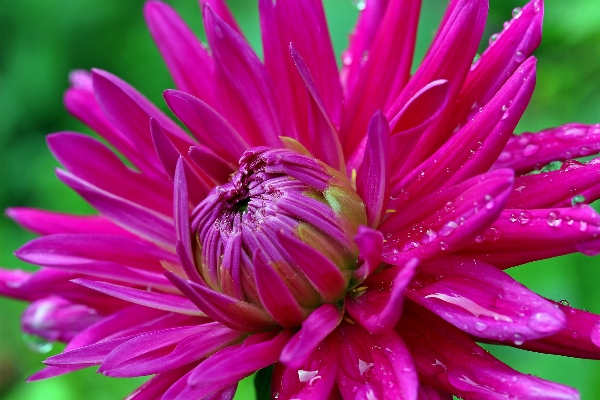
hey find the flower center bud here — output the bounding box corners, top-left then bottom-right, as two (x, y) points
(191, 146), (367, 310)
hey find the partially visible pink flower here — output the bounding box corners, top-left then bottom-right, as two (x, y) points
(2, 0), (600, 398)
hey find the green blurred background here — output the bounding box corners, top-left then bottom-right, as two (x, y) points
(1, 0), (600, 398)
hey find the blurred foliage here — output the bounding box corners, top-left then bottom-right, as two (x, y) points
(1, 0), (600, 398)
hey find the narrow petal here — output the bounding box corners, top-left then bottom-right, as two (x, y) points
(459, 206), (600, 268)
(494, 124), (600, 174)
(56, 169), (175, 249)
(352, 226), (384, 285)
(5, 207), (133, 237)
(408, 256), (566, 342)
(506, 158), (600, 208)
(48, 132), (172, 215)
(336, 322), (418, 400)
(280, 304), (343, 369)
(451, 0), (543, 129)
(382, 170), (514, 265)
(100, 323), (241, 377)
(204, 5), (282, 147)
(144, 1), (215, 102)
(272, 334), (339, 399)
(127, 365), (195, 400)
(184, 330), (294, 396)
(387, 0), (488, 170)
(512, 304), (600, 360)
(356, 111), (391, 227)
(15, 233), (176, 272)
(200, 0), (244, 37)
(399, 304), (580, 400)
(254, 252), (308, 327)
(166, 271), (276, 332)
(290, 44), (345, 172)
(342, 0), (421, 154)
(260, 0), (342, 142)
(278, 232), (348, 303)
(73, 279), (203, 316)
(347, 259), (417, 334)
(394, 58), (535, 200)
(164, 89), (249, 163)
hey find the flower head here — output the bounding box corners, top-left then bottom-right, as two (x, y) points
(2, 0), (600, 399)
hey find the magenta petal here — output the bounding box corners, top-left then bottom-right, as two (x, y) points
(73, 279), (203, 316)
(507, 158), (600, 208)
(494, 124), (600, 175)
(272, 334), (339, 399)
(200, 0), (244, 37)
(48, 132), (172, 215)
(352, 226), (384, 285)
(336, 322), (418, 400)
(166, 271), (276, 332)
(164, 90), (249, 163)
(408, 256), (566, 342)
(290, 44), (345, 172)
(452, 0), (543, 130)
(400, 304), (580, 400)
(502, 304), (600, 360)
(388, 0), (488, 169)
(342, 0), (421, 154)
(15, 233), (176, 273)
(356, 111), (391, 227)
(382, 170), (514, 264)
(254, 252), (308, 327)
(144, 1), (214, 102)
(417, 385), (453, 400)
(126, 365), (195, 400)
(100, 323), (241, 377)
(278, 232), (348, 303)
(188, 146), (236, 185)
(5, 207), (133, 237)
(185, 330), (293, 396)
(204, 4), (282, 148)
(56, 169), (175, 249)
(260, 0), (341, 143)
(460, 205), (600, 268)
(279, 303), (342, 369)
(347, 259), (417, 334)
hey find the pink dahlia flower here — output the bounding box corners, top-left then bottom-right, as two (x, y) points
(2, 0), (600, 398)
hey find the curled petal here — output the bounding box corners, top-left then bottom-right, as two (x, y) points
(347, 259), (417, 334)
(407, 256), (566, 342)
(336, 322), (418, 400)
(399, 303), (580, 400)
(280, 303), (343, 369)
(352, 226), (384, 285)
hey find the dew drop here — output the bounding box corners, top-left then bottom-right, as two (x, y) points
(547, 211), (562, 227)
(422, 229), (438, 245)
(518, 211), (531, 225)
(498, 151), (512, 162)
(556, 127), (586, 141)
(214, 25), (223, 38)
(571, 194), (586, 207)
(440, 221), (458, 236)
(528, 312), (561, 333)
(440, 241), (449, 251)
(472, 53), (481, 66)
(512, 7), (523, 19)
(22, 333), (53, 353)
(352, 0), (367, 10)
(444, 201), (455, 213)
(500, 104), (510, 120)
(522, 143), (539, 156)
(509, 213), (518, 223)
(358, 359), (374, 375)
(484, 194), (494, 210)
(342, 52), (353, 67)
(558, 299), (570, 307)
(514, 50), (525, 62)
(489, 33), (499, 46)
(474, 321), (488, 332)
(474, 235), (484, 243)
(513, 333), (524, 346)
(533, 0), (541, 12)
(580, 221), (589, 232)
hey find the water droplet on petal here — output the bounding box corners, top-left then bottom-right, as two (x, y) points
(533, 0), (541, 12)
(358, 359), (374, 375)
(440, 221), (458, 236)
(556, 127), (586, 141)
(489, 33), (499, 45)
(498, 151), (512, 161)
(501, 104), (510, 120)
(522, 143), (539, 156)
(547, 211), (562, 227)
(513, 333), (524, 346)
(422, 229), (438, 245)
(352, 0), (367, 10)
(528, 312), (561, 333)
(214, 25), (223, 38)
(571, 194), (586, 207)
(474, 321), (488, 332)
(514, 50), (525, 62)
(22, 333), (53, 353)
(518, 211), (531, 225)
(509, 213), (518, 223)
(512, 7), (523, 19)
(440, 241), (449, 251)
(558, 299), (570, 307)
